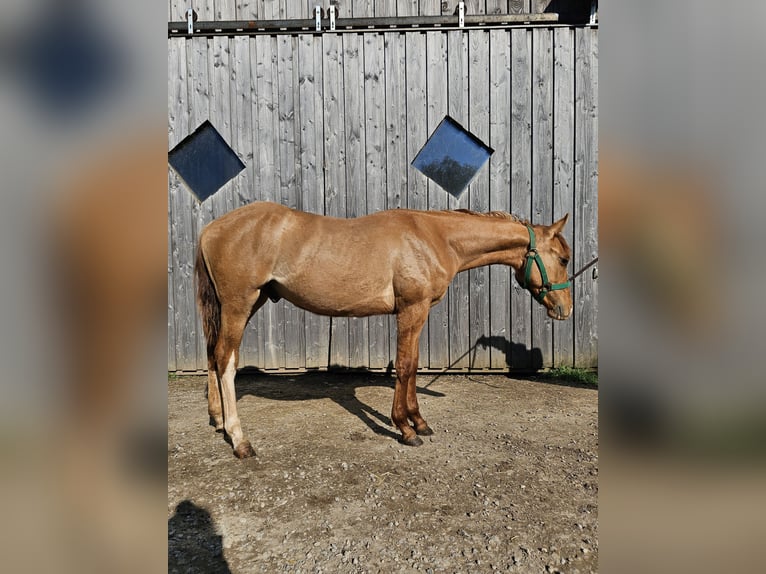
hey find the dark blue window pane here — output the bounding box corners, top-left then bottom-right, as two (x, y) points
(411, 116), (494, 199)
(168, 121), (245, 202)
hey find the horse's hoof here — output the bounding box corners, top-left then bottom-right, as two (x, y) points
(416, 424), (434, 436)
(233, 441), (256, 459)
(209, 416), (225, 432)
(402, 435), (424, 447)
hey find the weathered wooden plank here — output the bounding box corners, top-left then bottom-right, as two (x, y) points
(168, 38), (187, 371)
(285, 1), (305, 19)
(533, 0), (550, 14)
(552, 26), (575, 366)
(383, 31), (407, 368)
(574, 26), (598, 368)
(447, 29), (471, 368)
(209, 36), (245, 365)
(297, 35), (325, 210)
(509, 1), (534, 14)
(363, 33), (390, 370)
(241, 37), (266, 369)
(343, 35), (366, 221)
(351, 1), (373, 18)
(188, 35), (214, 372)
(488, 29), (512, 369)
(323, 33), (350, 367)
(230, 36), (260, 369)
(510, 28), (533, 370)
(253, 34), (285, 369)
(209, 36), (235, 218)
(196, 0), (215, 19)
(168, 170), (177, 372)
(465, 0), (486, 15)
(169, 0), (184, 21)
(278, 38), (304, 295)
(297, 34), (331, 369)
(419, 0), (443, 17)
(377, 1), (399, 18)
(405, 33), (428, 213)
(531, 27), (554, 368)
(235, 0), (258, 20)
(487, 1), (510, 15)
(404, 32), (429, 362)
(468, 30), (492, 369)
(398, 0), (419, 17)
(259, 0), (279, 19)
(425, 31), (450, 370)
(384, 33), (407, 211)
(231, 36), (255, 209)
(276, 34), (306, 369)
(214, 0), (236, 20)
(342, 33), (370, 369)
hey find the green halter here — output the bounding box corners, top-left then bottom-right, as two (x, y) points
(522, 226), (571, 304)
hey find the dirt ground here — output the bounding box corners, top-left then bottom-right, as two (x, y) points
(168, 371), (598, 573)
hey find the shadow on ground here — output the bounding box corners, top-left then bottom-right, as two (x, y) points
(168, 500), (231, 574)
(229, 334), (591, 441)
(234, 369), (444, 441)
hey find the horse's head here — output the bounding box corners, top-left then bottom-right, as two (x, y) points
(515, 214), (573, 320)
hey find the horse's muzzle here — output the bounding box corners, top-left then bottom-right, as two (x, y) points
(548, 303), (572, 321)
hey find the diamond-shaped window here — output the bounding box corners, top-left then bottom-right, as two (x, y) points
(411, 116), (494, 199)
(168, 120), (245, 202)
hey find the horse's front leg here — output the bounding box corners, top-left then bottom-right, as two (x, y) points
(407, 374), (433, 438)
(393, 302), (431, 446)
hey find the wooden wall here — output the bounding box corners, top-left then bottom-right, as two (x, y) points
(168, 23), (598, 372)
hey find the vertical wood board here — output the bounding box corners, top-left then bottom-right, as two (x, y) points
(531, 27), (554, 367)
(552, 26), (576, 366)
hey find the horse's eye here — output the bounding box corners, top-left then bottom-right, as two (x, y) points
(560, 257), (569, 267)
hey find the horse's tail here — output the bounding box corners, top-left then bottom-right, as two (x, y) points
(195, 240), (220, 357)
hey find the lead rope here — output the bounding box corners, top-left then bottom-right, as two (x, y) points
(568, 256), (599, 283)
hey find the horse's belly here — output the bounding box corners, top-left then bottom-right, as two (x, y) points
(271, 281), (396, 317)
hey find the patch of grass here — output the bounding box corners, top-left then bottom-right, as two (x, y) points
(543, 366), (598, 387)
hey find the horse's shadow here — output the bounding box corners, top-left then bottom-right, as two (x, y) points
(234, 368), (444, 441)
(475, 335), (544, 372)
(232, 335), (582, 439)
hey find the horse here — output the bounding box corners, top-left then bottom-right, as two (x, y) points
(195, 201), (573, 459)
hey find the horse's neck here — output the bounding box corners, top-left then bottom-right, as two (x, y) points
(446, 217), (530, 273)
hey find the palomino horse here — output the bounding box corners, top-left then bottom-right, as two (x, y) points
(195, 202), (573, 458)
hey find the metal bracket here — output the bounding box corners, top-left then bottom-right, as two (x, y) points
(590, 1), (598, 25)
(458, 2), (465, 28)
(329, 4), (336, 31)
(314, 5), (322, 31)
(186, 7), (195, 35)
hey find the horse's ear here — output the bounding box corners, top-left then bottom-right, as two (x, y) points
(548, 213), (569, 236)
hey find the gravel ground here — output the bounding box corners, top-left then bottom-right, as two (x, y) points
(168, 371), (598, 573)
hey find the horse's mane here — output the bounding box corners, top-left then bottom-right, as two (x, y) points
(450, 208), (529, 225)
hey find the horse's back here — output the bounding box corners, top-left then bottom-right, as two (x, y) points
(198, 203), (456, 315)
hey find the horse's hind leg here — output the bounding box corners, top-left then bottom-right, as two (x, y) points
(215, 293), (268, 459)
(207, 291), (268, 434)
